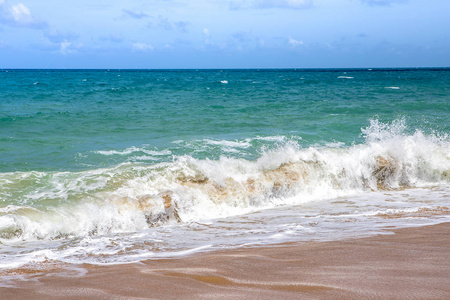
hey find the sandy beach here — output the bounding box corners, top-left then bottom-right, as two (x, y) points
(1, 222), (449, 299)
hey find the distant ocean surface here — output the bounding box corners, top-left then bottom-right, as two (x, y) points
(1, 68), (449, 269)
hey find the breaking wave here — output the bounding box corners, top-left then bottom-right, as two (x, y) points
(1, 119), (449, 242)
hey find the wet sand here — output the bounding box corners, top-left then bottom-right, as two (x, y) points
(1, 222), (449, 299)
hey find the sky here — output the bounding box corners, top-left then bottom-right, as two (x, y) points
(0, 0), (449, 69)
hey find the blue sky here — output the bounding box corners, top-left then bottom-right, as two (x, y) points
(0, 0), (449, 68)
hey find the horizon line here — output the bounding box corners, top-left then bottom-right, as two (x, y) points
(2, 67), (449, 71)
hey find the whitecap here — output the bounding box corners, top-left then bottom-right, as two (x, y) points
(95, 147), (171, 156)
(203, 139), (251, 148)
(248, 136), (288, 142)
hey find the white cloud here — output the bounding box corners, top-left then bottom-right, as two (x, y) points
(59, 40), (72, 54)
(40, 28), (79, 55)
(288, 36), (304, 47)
(11, 3), (29, 21)
(0, 0), (47, 28)
(57, 40), (81, 55)
(132, 42), (154, 51)
(361, 0), (405, 6)
(230, 0), (313, 10)
(203, 28), (211, 44)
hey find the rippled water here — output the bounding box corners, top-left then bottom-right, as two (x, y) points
(0, 68), (449, 268)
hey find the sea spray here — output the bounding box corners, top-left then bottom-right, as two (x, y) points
(1, 120), (448, 243)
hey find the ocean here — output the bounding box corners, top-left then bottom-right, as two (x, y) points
(0, 68), (449, 269)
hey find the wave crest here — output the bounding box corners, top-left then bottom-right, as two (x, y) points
(1, 120), (449, 241)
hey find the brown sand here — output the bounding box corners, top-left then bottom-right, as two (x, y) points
(1, 223), (449, 299)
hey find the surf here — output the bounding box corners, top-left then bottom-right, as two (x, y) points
(1, 119), (448, 243)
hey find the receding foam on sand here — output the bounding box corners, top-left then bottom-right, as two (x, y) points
(1, 222), (449, 299)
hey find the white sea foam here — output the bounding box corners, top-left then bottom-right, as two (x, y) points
(249, 135), (288, 142)
(385, 86), (400, 89)
(96, 147), (172, 156)
(0, 120), (449, 268)
(338, 76), (354, 79)
(2, 120), (449, 240)
(203, 139), (251, 149)
(1, 186), (448, 269)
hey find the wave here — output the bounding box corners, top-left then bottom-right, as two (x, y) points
(0, 119), (449, 242)
(95, 147), (172, 156)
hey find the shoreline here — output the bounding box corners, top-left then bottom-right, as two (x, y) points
(1, 222), (450, 299)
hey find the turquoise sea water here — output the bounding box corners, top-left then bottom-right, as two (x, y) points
(0, 68), (449, 268)
(2, 68), (449, 172)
